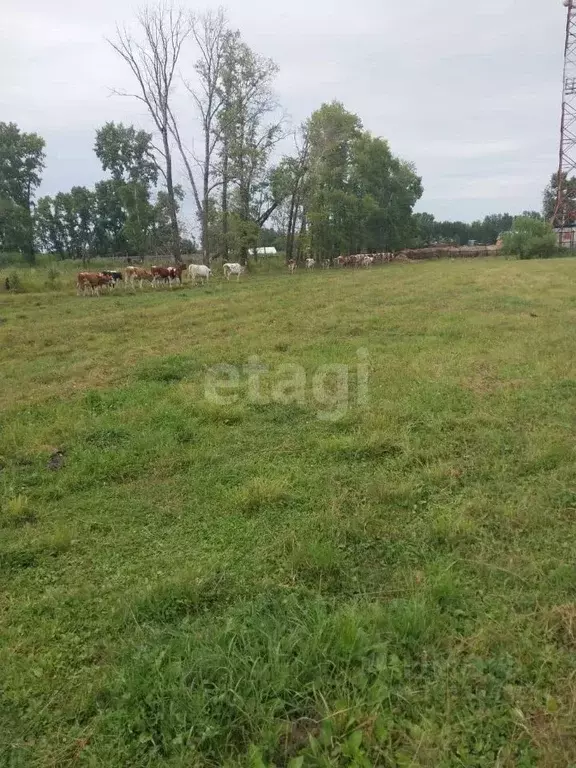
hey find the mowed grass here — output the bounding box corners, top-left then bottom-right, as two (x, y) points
(2, 258), (576, 766)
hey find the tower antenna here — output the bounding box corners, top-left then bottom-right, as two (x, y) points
(553, 0), (576, 229)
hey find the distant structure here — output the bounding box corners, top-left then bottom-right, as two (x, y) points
(554, 0), (576, 246)
(250, 247), (277, 256)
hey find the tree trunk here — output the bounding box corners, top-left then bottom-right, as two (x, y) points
(221, 137), (229, 261)
(23, 180), (35, 264)
(202, 129), (210, 265)
(286, 192), (298, 261)
(297, 209), (307, 262)
(239, 183), (250, 266)
(162, 130), (181, 263)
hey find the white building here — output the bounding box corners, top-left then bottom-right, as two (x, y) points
(250, 246), (277, 256)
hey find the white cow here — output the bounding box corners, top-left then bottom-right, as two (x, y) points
(362, 256), (374, 267)
(188, 264), (212, 284)
(305, 258), (315, 269)
(223, 262), (246, 281)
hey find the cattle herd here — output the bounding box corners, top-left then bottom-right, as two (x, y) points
(76, 261), (249, 296)
(289, 252), (394, 273)
(75, 253), (395, 296)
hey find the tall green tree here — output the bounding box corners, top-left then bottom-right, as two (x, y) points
(35, 196), (63, 256)
(0, 122), (45, 259)
(36, 188), (94, 260)
(95, 122), (158, 256)
(351, 135), (422, 251)
(299, 102), (422, 259)
(0, 198), (32, 254)
(150, 187), (184, 253)
(303, 102), (362, 260)
(278, 137), (310, 261)
(412, 212), (437, 246)
(216, 34), (283, 263)
(92, 180), (127, 256)
(95, 122), (157, 186)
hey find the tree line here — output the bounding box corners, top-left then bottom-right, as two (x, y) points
(0, 6), (424, 264)
(0, 5), (563, 265)
(410, 172), (564, 249)
(412, 211), (544, 248)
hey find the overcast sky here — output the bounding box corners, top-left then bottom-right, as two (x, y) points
(1, 0), (565, 224)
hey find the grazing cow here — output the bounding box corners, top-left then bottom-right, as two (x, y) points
(362, 256), (374, 267)
(287, 259), (297, 274)
(166, 264), (187, 285)
(188, 264), (212, 284)
(101, 270), (123, 287)
(305, 258), (315, 269)
(223, 262), (246, 281)
(124, 266), (154, 290)
(337, 254), (364, 268)
(150, 265), (176, 288)
(321, 259), (331, 269)
(76, 272), (113, 296)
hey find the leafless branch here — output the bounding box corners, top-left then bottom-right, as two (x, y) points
(108, 4), (192, 260)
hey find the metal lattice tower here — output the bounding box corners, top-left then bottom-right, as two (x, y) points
(554, 0), (576, 227)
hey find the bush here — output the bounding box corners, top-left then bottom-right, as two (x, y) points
(45, 266), (61, 291)
(5, 271), (22, 292)
(501, 216), (557, 260)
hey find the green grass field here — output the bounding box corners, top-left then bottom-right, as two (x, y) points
(2, 257), (576, 767)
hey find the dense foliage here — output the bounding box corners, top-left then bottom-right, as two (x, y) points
(411, 211), (533, 247)
(0, 122), (45, 261)
(34, 123), (185, 260)
(501, 215), (557, 260)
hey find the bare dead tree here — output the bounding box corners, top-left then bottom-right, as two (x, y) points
(214, 31), (240, 263)
(169, 9), (228, 265)
(109, 5), (191, 262)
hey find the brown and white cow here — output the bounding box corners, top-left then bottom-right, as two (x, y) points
(166, 264), (188, 285)
(150, 264), (187, 288)
(124, 266), (154, 290)
(76, 272), (114, 296)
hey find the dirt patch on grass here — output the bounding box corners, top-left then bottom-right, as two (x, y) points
(280, 717), (321, 760)
(546, 604), (576, 649)
(526, 705), (576, 767)
(461, 372), (525, 396)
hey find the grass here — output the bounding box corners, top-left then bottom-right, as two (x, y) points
(0, 253), (288, 294)
(2, 257), (576, 766)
